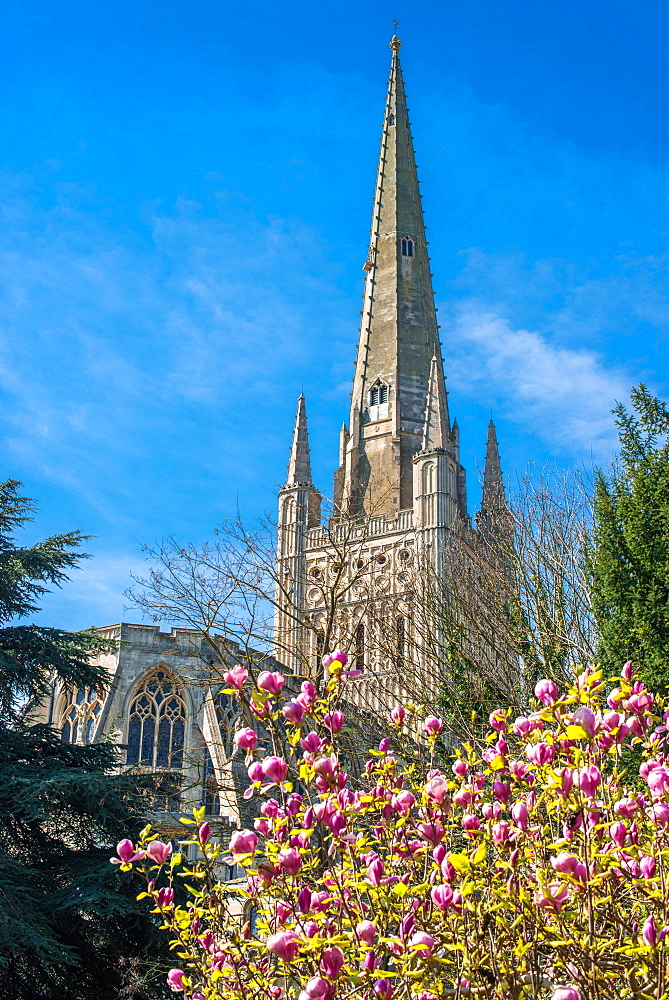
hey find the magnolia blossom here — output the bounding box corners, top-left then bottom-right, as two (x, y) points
(262, 755), (289, 784)
(146, 840), (172, 864)
(257, 670), (285, 695)
(167, 969), (186, 993)
(534, 678), (558, 705)
(266, 932), (299, 962)
(357, 920), (376, 945)
(229, 829), (258, 855)
(111, 839), (144, 865)
(223, 665), (248, 689)
(235, 727), (258, 752)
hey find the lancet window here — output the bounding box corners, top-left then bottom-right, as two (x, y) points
(395, 616), (406, 670)
(60, 686), (103, 745)
(400, 236), (414, 257)
(126, 668), (186, 769)
(355, 622), (365, 671)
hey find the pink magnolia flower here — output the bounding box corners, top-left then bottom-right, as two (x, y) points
(551, 852), (579, 874)
(622, 659), (634, 680)
(235, 728), (258, 752)
(257, 670), (285, 695)
(454, 788), (472, 808)
(329, 649), (348, 667)
(610, 821), (627, 847)
(320, 946), (345, 978)
(229, 829), (258, 855)
(534, 678), (558, 705)
(534, 881), (571, 913)
(198, 822), (211, 845)
(391, 704), (406, 725)
(492, 820), (510, 845)
(425, 775), (449, 804)
(419, 821), (445, 844)
(146, 840), (172, 864)
(511, 801), (529, 831)
(452, 759), (469, 777)
(461, 813), (481, 835)
(298, 886), (312, 913)
(423, 716), (443, 735)
(262, 756), (289, 784)
(357, 920), (376, 945)
(305, 977), (330, 998)
(651, 803), (669, 827)
(489, 709), (506, 731)
(431, 884), (454, 910)
(493, 780), (511, 804)
(614, 796), (638, 818)
(278, 848), (302, 875)
(297, 680), (316, 709)
(324, 710), (345, 733)
(374, 979), (393, 1000)
(409, 932), (434, 956)
(156, 887), (174, 907)
(513, 716), (533, 736)
(366, 858), (384, 885)
(642, 915), (657, 948)
(301, 731), (324, 753)
(392, 790), (415, 815)
(266, 931), (299, 962)
(247, 760), (264, 782)
(526, 741), (555, 766)
(283, 701), (304, 725)
(223, 665), (248, 689)
(111, 839), (144, 865)
(647, 766), (669, 800)
(552, 989), (581, 1000)
(574, 765), (601, 798)
(640, 855), (657, 879)
(573, 706), (597, 737)
(167, 969), (186, 993)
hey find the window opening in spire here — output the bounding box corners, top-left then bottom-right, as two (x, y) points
(60, 686), (103, 745)
(355, 623), (365, 671)
(126, 668), (186, 770)
(401, 236), (414, 258)
(316, 629), (325, 664)
(368, 380), (389, 421)
(388, 114), (395, 126)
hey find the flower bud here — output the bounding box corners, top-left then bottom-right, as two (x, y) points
(257, 670), (285, 695)
(534, 678), (558, 705)
(235, 728), (258, 752)
(262, 755), (289, 784)
(266, 932), (299, 962)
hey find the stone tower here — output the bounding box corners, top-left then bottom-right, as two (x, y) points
(274, 37), (506, 710)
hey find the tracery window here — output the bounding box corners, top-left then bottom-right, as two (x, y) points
(126, 669), (186, 769)
(60, 686), (103, 745)
(401, 236), (414, 258)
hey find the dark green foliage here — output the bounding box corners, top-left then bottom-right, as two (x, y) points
(589, 387), (669, 694)
(0, 480), (170, 999)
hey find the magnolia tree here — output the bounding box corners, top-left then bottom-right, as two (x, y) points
(113, 653), (669, 1000)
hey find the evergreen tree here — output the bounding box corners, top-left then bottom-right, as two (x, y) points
(589, 386), (669, 694)
(0, 480), (171, 1000)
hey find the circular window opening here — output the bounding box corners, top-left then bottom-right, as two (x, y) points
(376, 554), (387, 566)
(398, 549), (411, 562)
(310, 567), (322, 579)
(355, 559), (365, 570)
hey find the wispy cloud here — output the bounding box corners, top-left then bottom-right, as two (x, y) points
(447, 309), (631, 461)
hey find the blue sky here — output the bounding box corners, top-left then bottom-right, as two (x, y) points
(1, 0), (668, 629)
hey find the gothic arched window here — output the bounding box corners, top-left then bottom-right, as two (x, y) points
(388, 114), (395, 126)
(401, 236), (414, 258)
(126, 669), (186, 769)
(60, 686), (103, 745)
(355, 622), (365, 671)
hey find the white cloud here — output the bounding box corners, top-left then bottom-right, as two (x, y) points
(447, 310), (631, 461)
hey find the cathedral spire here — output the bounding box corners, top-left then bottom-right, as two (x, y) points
(481, 419), (504, 512)
(421, 355), (450, 452)
(285, 394), (312, 486)
(341, 36), (446, 516)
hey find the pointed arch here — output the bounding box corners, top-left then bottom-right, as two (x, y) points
(126, 666), (186, 769)
(58, 685), (104, 745)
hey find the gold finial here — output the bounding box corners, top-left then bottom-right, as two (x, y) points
(390, 35), (402, 53)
